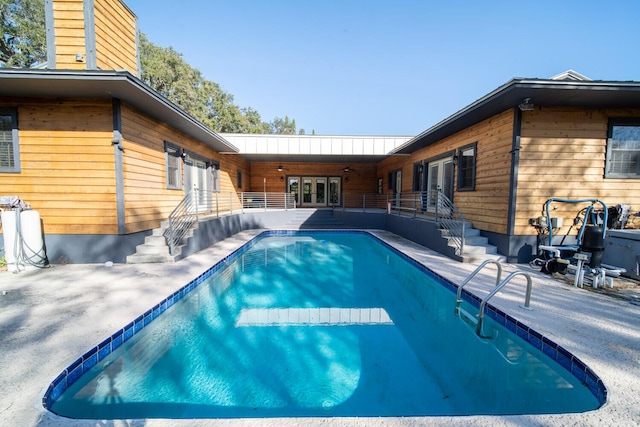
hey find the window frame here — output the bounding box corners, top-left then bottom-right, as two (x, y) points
(0, 108), (20, 173)
(456, 142), (477, 191)
(164, 141), (183, 190)
(605, 118), (640, 179)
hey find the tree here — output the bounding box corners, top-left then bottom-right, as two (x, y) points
(270, 115), (297, 135)
(0, 0), (46, 68)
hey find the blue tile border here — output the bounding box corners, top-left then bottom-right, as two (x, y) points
(42, 229), (607, 413)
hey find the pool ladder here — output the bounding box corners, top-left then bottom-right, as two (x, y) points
(455, 259), (533, 338)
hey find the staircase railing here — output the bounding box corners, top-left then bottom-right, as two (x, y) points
(435, 189), (466, 256)
(163, 191), (297, 255)
(164, 188), (200, 256)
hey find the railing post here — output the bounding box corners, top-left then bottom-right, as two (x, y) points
(215, 192), (219, 218)
(284, 193), (287, 211)
(168, 217), (175, 255)
(241, 192), (244, 214)
(264, 191), (267, 211)
(195, 188), (199, 222)
(435, 190), (440, 225)
(362, 194), (366, 212)
(413, 192), (417, 218)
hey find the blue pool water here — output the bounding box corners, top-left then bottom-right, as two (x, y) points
(45, 231), (604, 419)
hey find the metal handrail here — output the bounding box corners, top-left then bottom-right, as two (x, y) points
(164, 188), (199, 256)
(435, 190), (466, 256)
(476, 271), (533, 338)
(164, 191), (297, 256)
(455, 259), (503, 316)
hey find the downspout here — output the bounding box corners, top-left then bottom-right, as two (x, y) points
(112, 99), (126, 235)
(506, 107), (522, 262)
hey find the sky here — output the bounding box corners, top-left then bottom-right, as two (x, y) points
(125, 0), (640, 136)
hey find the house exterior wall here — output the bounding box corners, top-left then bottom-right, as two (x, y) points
(51, 0), (87, 69)
(247, 162), (378, 195)
(377, 109), (515, 235)
(120, 104), (247, 234)
(94, 0), (138, 74)
(49, 0), (137, 73)
(515, 106), (640, 238)
(0, 97), (118, 235)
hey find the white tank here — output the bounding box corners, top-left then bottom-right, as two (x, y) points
(1, 209), (47, 272)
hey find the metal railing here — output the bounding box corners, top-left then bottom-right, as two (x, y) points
(341, 190), (467, 256)
(435, 190), (466, 256)
(164, 188), (200, 256)
(164, 190), (296, 255)
(163, 189), (466, 255)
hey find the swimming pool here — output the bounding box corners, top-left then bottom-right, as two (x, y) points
(44, 230), (605, 419)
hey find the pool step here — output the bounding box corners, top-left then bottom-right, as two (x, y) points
(283, 209), (348, 229)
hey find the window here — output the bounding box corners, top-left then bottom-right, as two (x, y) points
(0, 108), (20, 173)
(606, 120), (640, 178)
(457, 142), (477, 191)
(412, 162), (423, 191)
(164, 142), (182, 190)
(211, 160), (220, 192)
(237, 170), (243, 189)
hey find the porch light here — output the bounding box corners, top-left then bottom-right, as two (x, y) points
(518, 98), (534, 111)
(277, 165), (283, 172)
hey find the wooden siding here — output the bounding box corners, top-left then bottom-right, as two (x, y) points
(121, 105), (247, 233)
(94, 0), (138, 74)
(247, 162), (378, 195)
(515, 107), (640, 236)
(0, 98), (117, 235)
(377, 110), (515, 234)
(52, 0), (86, 69)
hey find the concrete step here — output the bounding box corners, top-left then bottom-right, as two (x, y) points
(144, 235), (168, 246)
(126, 253), (176, 264)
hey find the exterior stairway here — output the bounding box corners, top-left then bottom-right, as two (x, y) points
(126, 219), (194, 263)
(441, 221), (505, 263)
(283, 209), (348, 229)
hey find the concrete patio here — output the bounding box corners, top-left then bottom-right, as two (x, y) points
(0, 229), (639, 427)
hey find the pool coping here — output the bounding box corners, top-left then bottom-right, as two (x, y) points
(42, 229), (607, 416)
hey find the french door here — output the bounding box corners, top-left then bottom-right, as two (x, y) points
(426, 157), (454, 210)
(184, 157), (210, 211)
(301, 177), (326, 207)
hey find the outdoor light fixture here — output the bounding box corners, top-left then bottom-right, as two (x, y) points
(280, 176), (284, 182)
(344, 177), (349, 183)
(277, 165), (283, 172)
(518, 98), (535, 111)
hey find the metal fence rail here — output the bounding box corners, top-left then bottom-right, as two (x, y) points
(164, 190), (296, 255)
(164, 189), (465, 256)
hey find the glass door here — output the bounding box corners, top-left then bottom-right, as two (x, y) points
(426, 157), (454, 210)
(329, 177), (341, 206)
(301, 177), (327, 207)
(184, 157), (210, 211)
(288, 177), (299, 204)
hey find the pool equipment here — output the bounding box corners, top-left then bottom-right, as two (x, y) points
(531, 198), (625, 288)
(1, 196), (48, 272)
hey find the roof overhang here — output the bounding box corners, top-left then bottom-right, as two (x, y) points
(392, 78), (640, 154)
(0, 69), (238, 153)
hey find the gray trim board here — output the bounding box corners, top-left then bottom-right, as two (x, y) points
(507, 107), (522, 238)
(44, 0), (56, 68)
(83, 0), (97, 69)
(112, 99), (125, 234)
